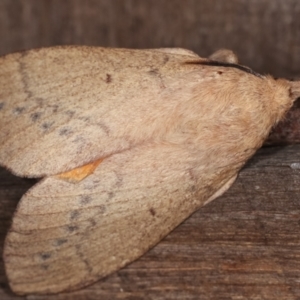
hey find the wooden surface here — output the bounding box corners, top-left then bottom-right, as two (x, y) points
(0, 0), (300, 78)
(1, 145), (300, 299)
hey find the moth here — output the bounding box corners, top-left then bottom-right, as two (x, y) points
(0, 46), (299, 295)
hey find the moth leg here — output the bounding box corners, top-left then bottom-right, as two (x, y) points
(203, 174), (237, 206)
(209, 49), (238, 64)
(57, 158), (103, 182)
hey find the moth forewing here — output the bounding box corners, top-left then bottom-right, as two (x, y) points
(0, 47), (203, 177)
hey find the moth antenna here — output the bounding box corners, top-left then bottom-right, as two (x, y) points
(209, 49), (238, 64)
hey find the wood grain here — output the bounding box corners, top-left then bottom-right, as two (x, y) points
(0, 0), (299, 78)
(1, 145), (300, 299)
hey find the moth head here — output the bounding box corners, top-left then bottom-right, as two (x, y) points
(263, 77), (300, 126)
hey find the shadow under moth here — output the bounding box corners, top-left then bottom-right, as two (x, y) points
(0, 46), (299, 295)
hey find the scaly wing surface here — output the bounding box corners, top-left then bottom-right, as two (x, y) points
(0, 46), (205, 177)
(4, 142), (238, 294)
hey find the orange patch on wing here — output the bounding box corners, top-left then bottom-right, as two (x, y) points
(57, 158), (103, 182)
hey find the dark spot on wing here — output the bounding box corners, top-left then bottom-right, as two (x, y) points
(40, 252), (51, 260)
(80, 195), (93, 205)
(91, 179), (100, 185)
(41, 121), (54, 131)
(218, 71), (223, 75)
(30, 112), (42, 122)
(89, 218), (96, 227)
(147, 68), (165, 88)
(54, 239), (68, 247)
(148, 68), (159, 76)
(70, 210), (80, 221)
(59, 127), (74, 136)
(106, 74), (112, 83)
(66, 225), (78, 233)
(163, 55), (169, 64)
(0, 102), (5, 110)
(98, 122), (110, 135)
(13, 106), (25, 115)
(149, 208), (156, 216)
(72, 135), (85, 144)
(78, 116), (90, 122)
(107, 192), (115, 201)
(51, 105), (59, 113)
(65, 110), (76, 117)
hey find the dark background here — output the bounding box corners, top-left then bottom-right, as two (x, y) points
(1, 1), (300, 300)
(0, 0), (299, 78)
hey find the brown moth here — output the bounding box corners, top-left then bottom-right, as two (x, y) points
(0, 46), (299, 295)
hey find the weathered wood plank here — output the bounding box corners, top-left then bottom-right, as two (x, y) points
(0, 145), (300, 299)
(0, 0), (299, 78)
